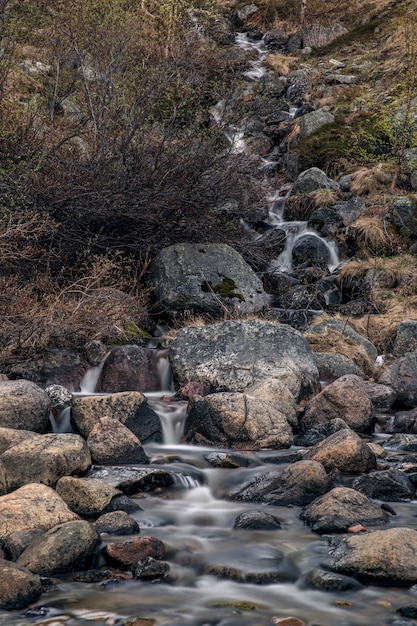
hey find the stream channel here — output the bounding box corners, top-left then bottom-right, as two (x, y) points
(2, 354), (417, 626)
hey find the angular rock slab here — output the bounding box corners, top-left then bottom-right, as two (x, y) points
(1, 433), (91, 490)
(87, 416), (149, 465)
(185, 392), (293, 450)
(17, 520), (100, 576)
(170, 319), (320, 401)
(149, 242), (270, 318)
(0, 484), (79, 542)
(301, 486), (389, 533)
(0, 380), (51, 433)
(72, 391), (162, 443)
(328, 527), (417, 585)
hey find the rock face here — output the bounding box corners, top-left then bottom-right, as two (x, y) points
(17, 520), (101, 576)
(300, 375), (374, 434)
(184, 392), (293, 450)
(72, 392), (162, 443)
(149, 243), (270, 318)
(379, 353), (417, 407)
(0, 484), (79, 541)
(301, 487), (389, 533)
(169, 319), (320, 401)
(0, 380), (51, 432)
(245, 379), (298, 430)
(1, 434), (91, 491)
(328, 527), (417, 585)
(303, 429), (377, 474)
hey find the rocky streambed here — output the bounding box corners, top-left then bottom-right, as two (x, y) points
(1, 320), (417, 625)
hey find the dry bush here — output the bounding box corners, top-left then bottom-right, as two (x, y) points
(305, 328), (375, 377)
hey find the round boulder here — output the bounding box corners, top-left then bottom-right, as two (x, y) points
(184, 392), (293, 450)
(86, 416), (149, 465)
(0, 380), (50, 432)
(379, 353), (417, 407)
(55, 476), (123, 519)
(303, 428), (377, 474)
(0, 560), (42, 610)
(292, 234), (331, 269)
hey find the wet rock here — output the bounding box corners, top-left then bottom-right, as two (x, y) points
(93, 511), (139, 535)
(0, 560), (42, 610)
(3, 529), (45, 561)
(205, 452), (252, 468)
(308, 319), (378, 361)
(365, 381), (397, 410)
(0, 484), (79, 541)
(392, 408), (417, 433)
(149, 243), (269, 319)
(264, 29), (288, 50)
(72, 391), (162, 443)
(295, 418), (349, 447)
(176, 381), (210, 399)
(184, 392), (293, 450)
(293, 167), (340, 194)
(55, 476), (123, 519)
(379, 353), (417, 407)
(231, 460), (332, 506)
(300, 375), (374, 434)
(245, 379), (298, 431)
(301, 567), (362, 592)
(87, 416), (149, 465)
(133, 557), (170, 580)
(97, 345), (159, 393)
(83, 340), (108, 366)
(298, 108), (335, 137)
(1, 433), (91, 490)
(383, 434), (417, 452)
(313, 353), (364, 382)
(102, 536), (166, 569)
(86, 466), (175, 495)
(301, 486), (389, 533)
(292, 234), (332, 269)
(233, 510), (282, 530)
(352, 469), (415, 501)
(328, 527), (417, 585)
(271, 618), (306, 626)
(17, 520), (100, 576)
(0, 380), (51, 433)
(203, 546), (300, 584)
(102, 494), (143, 515)
(303, 428), (377, 474)
(170, 319), (320, 401)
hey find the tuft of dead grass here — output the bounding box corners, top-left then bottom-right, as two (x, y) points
(265, 53), (299, 75)
(350, 164), (393, 195)
(352, 215), (396, 255)
(305, 328), (376, 377)
(310, 187), (340, 208)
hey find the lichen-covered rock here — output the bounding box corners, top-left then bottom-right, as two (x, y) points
(293, 167), (340, 194)
(55, 476), (123, 519)
(352, 469), (415, 502)
(184, 392), (293, 450)
(313, 352), (364, 382)
(93, 511), (139, 536)
(393, 320), (417, 356)
(170, 319), (320, 401)
(245, 379), (298, 431)
(149, 243), (270, 318)
(0, 560), (42, 610)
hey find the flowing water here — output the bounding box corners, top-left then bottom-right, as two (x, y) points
(5, 355), (417, 626)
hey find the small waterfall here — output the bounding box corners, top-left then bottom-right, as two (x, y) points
(50, 406), (73, 434)
(78, 352), (110, 394)
(155, 349), (173, 392)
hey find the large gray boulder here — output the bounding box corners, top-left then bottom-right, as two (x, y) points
(149, 243), (270, 318)
(184, 392), (293, 450)
(169, 319), (320, 401)
(298, 109), (335, 137)
(0, 380), (51, 433)
(379, 353), (417, 407)
(293, 167), (340, 194)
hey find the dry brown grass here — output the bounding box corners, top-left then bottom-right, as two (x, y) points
(265, 53), (299, 75)
(352, 216), (395, 255)
(311, 187), (340, 207)
(350, 164), (393, 195)
(305, 328), (376, 377)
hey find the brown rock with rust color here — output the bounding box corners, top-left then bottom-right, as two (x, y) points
(0, 484), (79, 542)
(102, 536), (166, 569)
(301, 375), (374, 434)
(303, 429), (376, 474)
(87, 416), (148, 465)
(0, 427), (41, 454)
